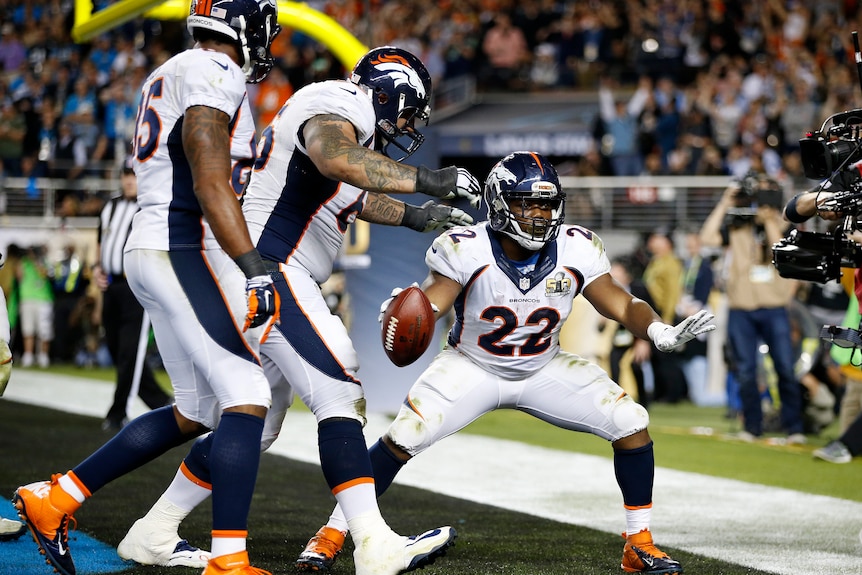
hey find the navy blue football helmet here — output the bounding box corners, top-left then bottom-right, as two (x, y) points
(350, 46), (432, 161)
(187, 0), (281, 83)
(485, 151), (566, 250)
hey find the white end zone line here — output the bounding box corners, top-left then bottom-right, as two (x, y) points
(5, 370), (861, 575)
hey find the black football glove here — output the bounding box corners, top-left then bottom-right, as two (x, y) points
(402, 200), (474, 232)
(416, 166), (482, 209)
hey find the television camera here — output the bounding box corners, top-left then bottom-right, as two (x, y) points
(772, 31), (862, 284)
(726, 171), (785, 221)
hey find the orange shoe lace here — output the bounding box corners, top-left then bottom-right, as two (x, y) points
(307, 527), (345, 557)
(49, 474), (78, 541)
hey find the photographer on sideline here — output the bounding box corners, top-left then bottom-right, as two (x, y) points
(700, 176), (805, 443)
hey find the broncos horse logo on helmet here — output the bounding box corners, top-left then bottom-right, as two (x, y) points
(350, 46), (433, 161)
(485, 151), (566, 251)
(187, 0), (281, 83)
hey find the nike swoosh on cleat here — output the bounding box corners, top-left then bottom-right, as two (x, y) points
(211, 59), (229, 70)
(57, 538), (67, 556)
(406, 528), (442, 546)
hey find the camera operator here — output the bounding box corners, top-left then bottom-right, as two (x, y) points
(784, 173), (862, 456)
(700, 176), (806, 443)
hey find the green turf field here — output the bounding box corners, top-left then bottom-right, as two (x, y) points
(0, 400), (780, 575)
(42, 364), (860, 501)
(9, 364), (860, 575)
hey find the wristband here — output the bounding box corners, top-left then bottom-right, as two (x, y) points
(234, 249), (267, 279)
(415, 165), (457, 197)
(400, 203), (426, 231)
(783, 194), (806, 223)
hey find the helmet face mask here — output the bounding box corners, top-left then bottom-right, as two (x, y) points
(485, 151), (566, 251)
(351, 46), (432, 161)
(187, 0), (281, 84)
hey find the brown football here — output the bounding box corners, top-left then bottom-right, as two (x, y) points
(380, 286), (435, 367)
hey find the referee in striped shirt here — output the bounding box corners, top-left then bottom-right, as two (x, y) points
(93, 157), (171, 432)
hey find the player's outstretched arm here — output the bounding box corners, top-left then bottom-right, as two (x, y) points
(304, 114), (417, 192)
(584, 273), (715, 352)
(304, 114), (481, 207)
(361, 194), (473, 232)
(646, 310), (716, 352)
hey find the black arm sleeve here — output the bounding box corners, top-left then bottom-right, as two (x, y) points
(400, 202), (427, 231)
(415, 166), (456, 197)
(783, 194), (809, 224)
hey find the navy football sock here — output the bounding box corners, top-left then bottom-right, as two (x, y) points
(613, 440), (655, 507)
(72, 406), (188, 493)
(368, 438), (405, 496)
(210, 412), (264, 531)
(183, 433), (214, 484)
(318, 418), (373, 490)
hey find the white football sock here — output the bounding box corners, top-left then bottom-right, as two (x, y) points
(625, 507), (651, 535)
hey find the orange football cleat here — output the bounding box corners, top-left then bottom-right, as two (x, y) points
(621, 529), (683, 574)
(13, 474), (80, 575)
(295, 526), (346, 571)
(202, 550), (271, 575)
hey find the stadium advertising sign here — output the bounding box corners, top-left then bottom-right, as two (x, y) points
(437, 132), (594, 157)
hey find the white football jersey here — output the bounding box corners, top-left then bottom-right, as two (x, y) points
(242, 80), (377, 283)
(428, 223), (611, 379)
(126, 48), (256, 252)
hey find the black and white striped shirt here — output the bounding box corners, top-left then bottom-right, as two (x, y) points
(98, 195), (138, 277)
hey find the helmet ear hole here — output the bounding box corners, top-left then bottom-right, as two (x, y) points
(377, 92), (389, 106)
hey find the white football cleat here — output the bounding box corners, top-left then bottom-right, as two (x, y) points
(118, 516), (210, 568)
(353, 526), (456, 575)
(0, 516), (26, 541)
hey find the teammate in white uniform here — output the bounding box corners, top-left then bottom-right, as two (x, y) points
(301, 152), (715, 575)
(14, 3), (282, 575)
(115, 46), (482, 575)
(0, 249), (26, 543)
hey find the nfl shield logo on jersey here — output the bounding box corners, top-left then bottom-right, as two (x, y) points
(520, 277), (531, 291)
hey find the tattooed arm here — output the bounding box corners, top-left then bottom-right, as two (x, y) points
(360, 192), (406, 225)
(303, 114), (419, 193)
(183, 105), (256, 258)
(360, 191), (474, 232)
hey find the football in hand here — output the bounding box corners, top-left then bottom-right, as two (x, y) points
(380, 286), (435, 367)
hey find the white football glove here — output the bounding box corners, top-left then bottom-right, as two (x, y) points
(377, 282), (439, 323)
(441, 168), (482, 209)
(647, 310), (716, 352)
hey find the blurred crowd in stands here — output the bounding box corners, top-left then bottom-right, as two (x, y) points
(1, 0), (862, 217)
